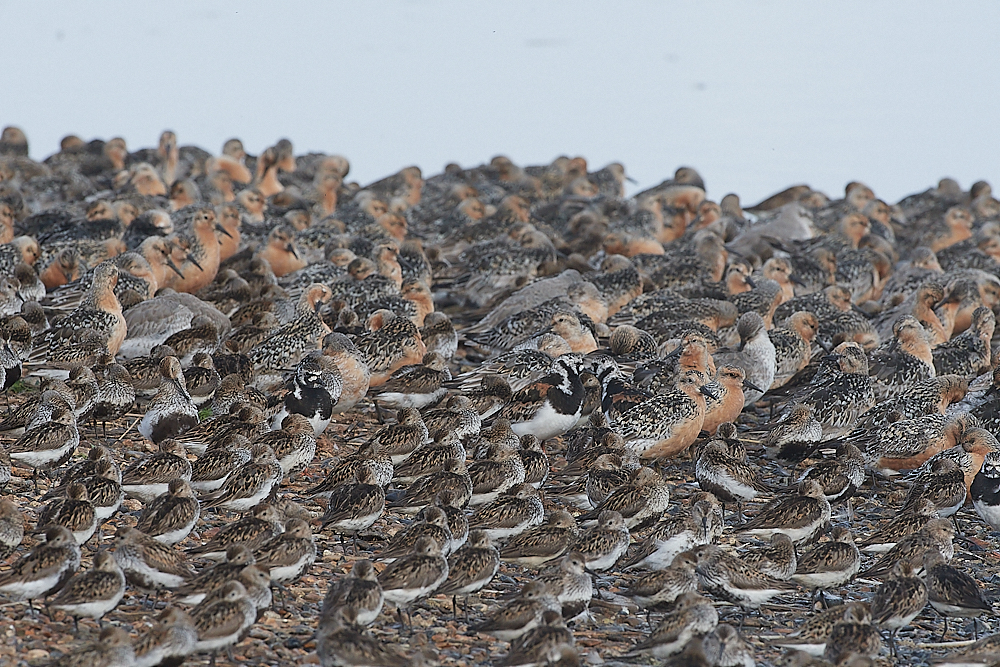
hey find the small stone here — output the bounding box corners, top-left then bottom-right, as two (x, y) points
(25, 649), (49, 660)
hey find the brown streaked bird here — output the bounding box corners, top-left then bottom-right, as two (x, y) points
(36, 481), (97, 545)
(0, 497), (25, 559)
(44, 626), (135, 667)
(316, 605), (408, 667)
(49, 550), (126, 630)
(139, 356), (200, 444)
(379, 506), (453, 562)
(200, 444), (283, 513)
(190, 580), (257, 664)
(626, 590), (719, 659)
(133, 606), (197, 667)
(354, 310), (427, 388)
(857, 498), (938, 554)
(737, 480), (830, 545)
(472, 579), (561, 642)
(933, 306), (994, 378)
(186, 502), (285, 561)
(111, 526), (195, 592)
(438, 529), (501, 620)
(0, 525), (81, 611)
(790, 526), (860, 601)
(774, 602), (866, 657)
(621, 495), (721, 571)
(8, 404), (79, 491)
(253, 518), (317, 592)
(175, 543), (257, 606)
(377, 534), (449, 629)
(923, 548), (991, 640)
(860, 517), (955, 579)
(695, 438), (770, 522)
(902, 456), (966, 517)
(500, 509), (577, 568)
(569, 509), (630, 571)
(822, 603), (882, 664)
(120, 438), (192, 503)
(321, 558), (384, 626)
(468, 482), (545, 542)
(742, 533), (797, 581)
(626, 549), (700, 609)
(870, 560), (928, 657)
(769, 311), (820, 390)
(578, 466), (670, 529)
(136, 478), (201, 545)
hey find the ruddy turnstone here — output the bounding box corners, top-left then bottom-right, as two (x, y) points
(972, 451), (1000, 530)
(136, 478), (201, 545)
(468, 483), (545, 541)
(271, 352), (341, 435)
(0, 525), (80, 612)
(49, 550), (126, 629)
(495, 355), (586, 441)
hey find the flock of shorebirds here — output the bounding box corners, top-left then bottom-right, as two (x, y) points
(1, 125), (1000, 667)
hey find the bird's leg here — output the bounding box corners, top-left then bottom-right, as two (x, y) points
(73, 616), (79, 633)
(210, 651), (218, 667)
(227, 646), (237, 663)
(451, 595), (457, 620)
(939, 615), (949, 642)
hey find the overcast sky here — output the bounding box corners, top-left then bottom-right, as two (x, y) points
(2, 1), (998, 206)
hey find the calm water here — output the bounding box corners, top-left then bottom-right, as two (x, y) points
(2, 1), (999, 205)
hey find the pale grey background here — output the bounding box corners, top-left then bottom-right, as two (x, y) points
(1, 1), (998, 205)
